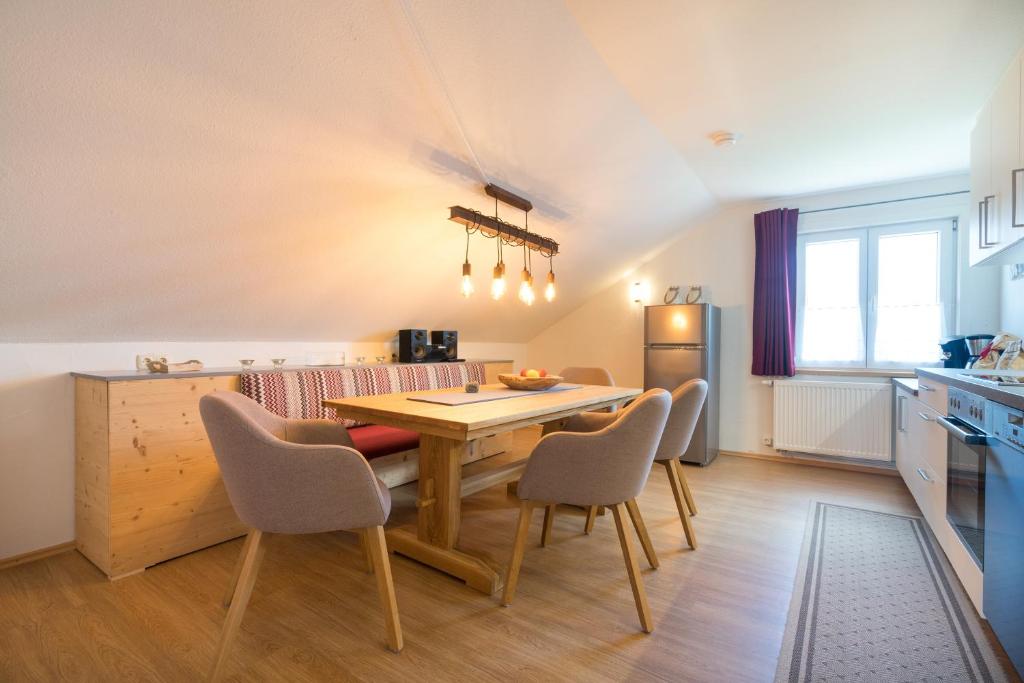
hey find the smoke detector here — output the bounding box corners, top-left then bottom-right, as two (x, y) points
(709, 131), (739, 147)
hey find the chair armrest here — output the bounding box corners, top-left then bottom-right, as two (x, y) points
(283, 419), (354, 447)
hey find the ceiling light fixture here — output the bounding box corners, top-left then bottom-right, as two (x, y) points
(460, 229), (474, 298)
(452, 184), (558, 305)
(544, 255), (556, 303)
(709, 130), (739, 147)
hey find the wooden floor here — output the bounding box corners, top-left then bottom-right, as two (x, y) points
(0, 434), (929, 682)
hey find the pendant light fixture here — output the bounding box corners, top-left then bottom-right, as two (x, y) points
(518, 210), (535, 305)
(460, 229), (474, 297)
(491, 237), (506, 300)
(450, 184), (558, 306)
(544, 254), (556, 302)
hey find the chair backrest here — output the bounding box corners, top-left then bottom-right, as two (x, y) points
(653, 379), (708, 462)
(559, 366), (615, 386)
(199, 392), (389, 534)
(518, 388), (672, 507)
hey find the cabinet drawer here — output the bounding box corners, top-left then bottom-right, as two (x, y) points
(915, 377), (948, 415)
(911, 403), (947, 484)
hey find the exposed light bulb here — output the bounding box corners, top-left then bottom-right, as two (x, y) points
(544, 270), (556, 302)
(460, 262), (474, 298)
(518, 269), (535, 306)
(491, 263), (506, 300)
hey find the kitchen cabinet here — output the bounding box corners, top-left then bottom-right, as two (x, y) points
(970, 49), (1024, 266)
(895, 386), (946, 532)
(894, 378), (984, 613)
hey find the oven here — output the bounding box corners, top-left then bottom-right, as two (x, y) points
(938, 388), (989, 569)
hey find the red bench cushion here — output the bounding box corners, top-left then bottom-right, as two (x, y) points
(349, 425), (420, 460)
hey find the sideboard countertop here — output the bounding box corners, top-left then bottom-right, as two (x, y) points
(71, 359), (514, 382)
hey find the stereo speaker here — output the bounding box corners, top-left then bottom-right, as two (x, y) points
(430, 330), (458, 361)
(398, 329), (429, 363)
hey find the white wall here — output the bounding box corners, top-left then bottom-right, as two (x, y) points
(1000, 264), (1024, 334)
(527, 175), (1000, 456)
(0, 341), (525, 561)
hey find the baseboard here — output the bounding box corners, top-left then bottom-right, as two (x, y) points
(721, 450), (899, 477)
(0, 541), (75, 571)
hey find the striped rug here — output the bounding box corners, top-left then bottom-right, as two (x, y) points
(775, 502), (1011, 683)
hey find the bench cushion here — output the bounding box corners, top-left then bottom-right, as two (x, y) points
(239, 362), (487, 428)
(349, 425), (420, 460)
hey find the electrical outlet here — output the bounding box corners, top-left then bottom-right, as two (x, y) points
(762, 436), (774, 447)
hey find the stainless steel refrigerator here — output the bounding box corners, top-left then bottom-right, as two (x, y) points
(643, 304), (720, 466)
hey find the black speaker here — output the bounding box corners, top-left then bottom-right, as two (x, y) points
(430, 330), (458, 361)
(398, 329), (429, 363)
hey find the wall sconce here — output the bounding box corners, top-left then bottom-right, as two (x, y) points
(630, 281), (651, 305)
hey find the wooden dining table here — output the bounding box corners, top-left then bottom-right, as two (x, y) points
(324, 382), (641, 594)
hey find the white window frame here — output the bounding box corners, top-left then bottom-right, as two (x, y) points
(795, 218), (956, 370)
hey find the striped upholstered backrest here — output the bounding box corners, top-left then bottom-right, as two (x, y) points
(239, 362), (487, 428)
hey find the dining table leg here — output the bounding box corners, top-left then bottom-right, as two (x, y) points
(385, 434), (504, 594)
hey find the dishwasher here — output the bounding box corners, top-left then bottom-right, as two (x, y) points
(984, 400), (1024, 675)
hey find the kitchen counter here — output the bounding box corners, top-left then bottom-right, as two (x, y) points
(893, 377), (919, 396)
(916, 368), (1024, 411)
(71, 359), (515, 382)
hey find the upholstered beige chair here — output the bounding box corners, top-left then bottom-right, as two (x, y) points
(200, 392), (402, 682)
(535, 366), (617, 545)
(559, 366), (616, 387)
(568, 379), (708, 559)
(502, 389), (672, 633)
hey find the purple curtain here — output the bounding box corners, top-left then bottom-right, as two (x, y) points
(751, 208), (799, 377)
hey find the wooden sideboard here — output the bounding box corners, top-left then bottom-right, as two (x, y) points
(74, 361), (513, 580)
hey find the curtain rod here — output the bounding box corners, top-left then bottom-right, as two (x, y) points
(798, 190), (969, 215)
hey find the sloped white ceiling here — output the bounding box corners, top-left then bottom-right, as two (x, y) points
(0, 1), (712, 343)
(567, 0), (1024, 200)
(2, 1), (1022, 343)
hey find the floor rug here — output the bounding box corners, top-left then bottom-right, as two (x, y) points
(775, 502), (1010, 682)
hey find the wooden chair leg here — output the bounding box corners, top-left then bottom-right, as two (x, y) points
(358, 529), (375, 574)
(502, 501), (535, 606)
(677, 461), (698, 516)
(664, 460), (697, 549)
(222, 531), (259, 608)
(624, 499), (659, 569)
(583, 505), (599, 534)
(364, 525), (403, 652)
(541, 504), (556, 547)
(210, 529), (264, 682)
(610, 503), (654, 633)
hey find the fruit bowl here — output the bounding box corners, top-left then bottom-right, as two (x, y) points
(498, 373), (564, 391)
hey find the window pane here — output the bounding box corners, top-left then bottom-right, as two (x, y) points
(801, 238), (864, 363)
(874, 231), (943, 364)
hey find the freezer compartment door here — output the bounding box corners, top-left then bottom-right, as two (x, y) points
(645, 304), (708, 346)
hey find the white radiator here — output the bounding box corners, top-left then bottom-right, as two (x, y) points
(772, 380), (892, 461)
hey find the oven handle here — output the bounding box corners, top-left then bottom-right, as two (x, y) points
(936, 415), (987, 445)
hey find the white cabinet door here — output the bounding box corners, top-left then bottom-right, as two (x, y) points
(991, 56), (1020, 250)
(1014, 51), (1024, 234)
(970, 102), (993, 266)
(894, 387), (915, 481)
(902, 399), (947, 529)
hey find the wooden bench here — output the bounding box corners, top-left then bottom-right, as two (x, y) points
(73, 360), (513, 579)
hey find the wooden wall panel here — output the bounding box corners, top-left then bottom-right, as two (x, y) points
(106, 376), (243, 576)
(75, 378), (111, 575)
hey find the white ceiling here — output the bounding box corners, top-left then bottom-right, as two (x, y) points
(567, 0), (1024, 200)
(1, 1), (1022, 343)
